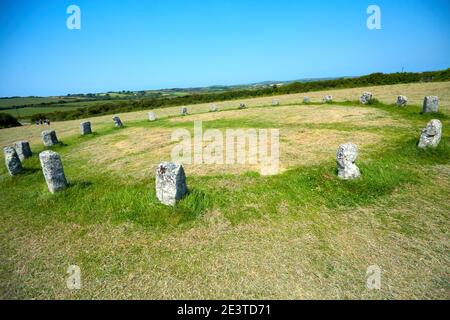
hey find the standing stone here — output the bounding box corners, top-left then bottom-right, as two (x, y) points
(238, 103), (247, 109)
(148, 111), (157, 121)
(397, 95), (408, 107)
(336, 143), (361, 180)
(13, 141), (32, 161)
(3, 147), (22, 176)
(360, 92), (373, 104)
(113, 116), (123, 128)
(209, 104), (218, 112)
(272, 99), (279, 106)
(303, 97), (310, 103)
(423, 96), (439, 113)
(39, 150), (68, 193)
(41, 130), (59, 147)
(80, 121), (92, 135)
(418, 119), (442, 149)
(181, 107), (188, 116)
(155, 162), (187, 206)
(323, 95), (333, 103)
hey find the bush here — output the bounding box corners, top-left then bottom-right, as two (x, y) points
(0, 113), (22, 128)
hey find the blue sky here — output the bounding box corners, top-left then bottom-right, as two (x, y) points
(0, 0), (449, 97)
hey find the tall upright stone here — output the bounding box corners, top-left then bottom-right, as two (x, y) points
(80, 121), (92, 135)
(148, 111), (157, 121)
(39, 150), (68, 193)
(336, 143), (361, 180)
(397, 95), (408, 107)
(423, 96), (439, 113)
(181, 107), (188, 116)
(3, 147), (22, 176)
(113, 116), (123, 128)
(360, 92), (373, 104)
(155, 162), (187, 206)
(418, 119), (442, 149)
(209, 104), (218, 112)
(41, 130), (59, 147)
(13, 141), (32, 161)
(323, 95), (333, 103)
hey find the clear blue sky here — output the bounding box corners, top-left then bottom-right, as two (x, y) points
(0, 0), (449, 97)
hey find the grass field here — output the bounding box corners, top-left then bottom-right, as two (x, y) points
(0, 82), (449, 299)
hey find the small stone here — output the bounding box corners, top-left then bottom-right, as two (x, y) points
(397, 95), (408, 107)
(303, 97), (310, 103)
(360, 92), (373, 104)
(3, 147), (22, 176)
(148, 111), (157, 121)
(155, 162), (187, 206)
(272, 99), (279, 106)
(423, 96), (439, 113)
(39, 150), (68, 193)
(13, 141), (32, 161)
(418, 119), (442, 149)
(238, 103), (247, 109)
(181, 107), (188, 116)
(209, 104), (218, 112)
(113, 116), (123, 127)
(41, 130), (59, 147)
(336, 143), (361, 180)
(323, 95), (333, 103)
(80, 121), (92, 135)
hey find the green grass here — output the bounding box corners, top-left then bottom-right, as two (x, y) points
(0, 97), (449, 299)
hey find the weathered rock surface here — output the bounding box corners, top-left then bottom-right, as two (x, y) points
(418, 119), (442, 149)
(423, 96), (439, 113)
(360, 92), (373, 104)
(323, 95), (333, 103)
(272, 99), (279, 106)
(209, 104), (218, 112)
(303, 97), (310, 103)
(39, 150), (68, 193)
(80, 121), (92, 135)
(3, 147), (22, 176)
(155, 162), (187, 206)
(148, 111), (157, 121)
(113, 116), (123, 127)
(397, 95), (408, 107)
(13, 141), (32, 161)
(41, 130), (59, 147)
(336, 143), (361, 180)
(181, 107), (188, 116)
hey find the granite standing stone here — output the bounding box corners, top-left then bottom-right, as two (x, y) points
(13, 141), (32, 161)
(181, 107), (188, 116)
(423, 96), (439, 113)
(155, 162), (187, 206)
(323, 95), (333, 103)
(113, 116), (123, 127)
(336, 143), (361, 180)
(209, 104), (218, 112)
(397, 95), (408, 107)
(148, 111), (157, 121)
(360, 92), (373, 104)
(39, 150), (68, 193)
(80, 121), (92, 135)
(418, 119), (442, 149)
(41, 130), (59, 147)
(3, 147), (22, 176)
